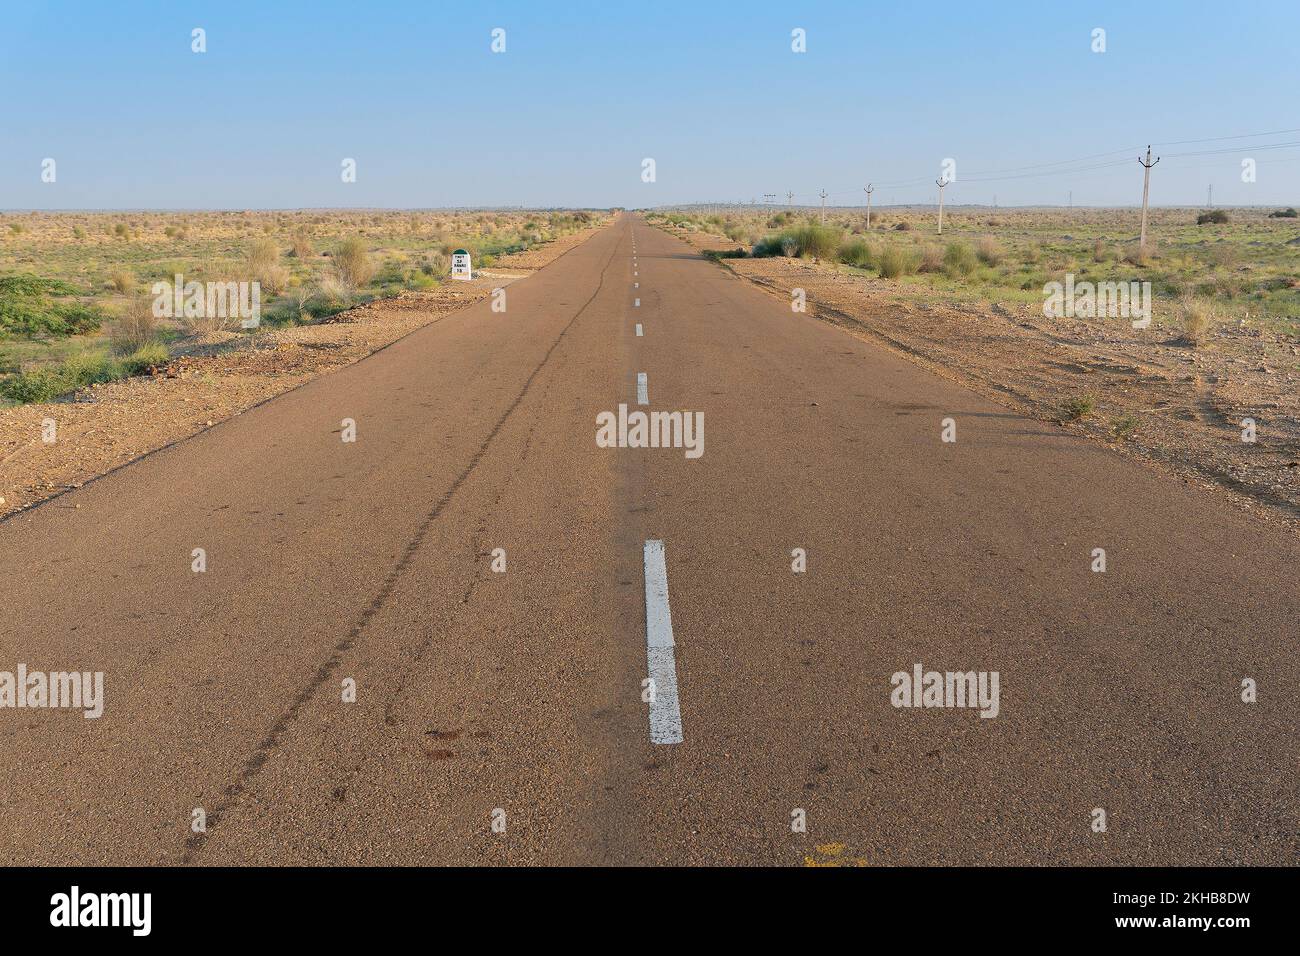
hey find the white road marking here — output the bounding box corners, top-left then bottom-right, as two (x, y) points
(635, 323), (643, 336)
(636, 372), (648, 405)
(634, 282), (639, 288)
(634, 298), (640, 307)
(643, 539), (684, 745)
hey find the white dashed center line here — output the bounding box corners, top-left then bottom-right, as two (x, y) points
(634, 298), (640, 307)
(643, 539), (684, 746)
(635, 323), (643, 336)
(636, 372), (648, 404)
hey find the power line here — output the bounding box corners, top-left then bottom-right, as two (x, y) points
(779, 125), (1300, 203)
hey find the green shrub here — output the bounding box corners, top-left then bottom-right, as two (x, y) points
(878, 245), (919, 279)
(790, 224), (842, 259)
(0, 353), (121, 404)
(751, 234), (788, 257)
(0, 274), (103, 338)
(1268, 207), (1298, 218)
(1196, 209), (1229, 225)
(943, 242), (978, 277)
(1110, 414), (1139, 442)
(1059, 394), (1096, 421)
(837, 238), (875, 269)
(120, 341), (169, 376)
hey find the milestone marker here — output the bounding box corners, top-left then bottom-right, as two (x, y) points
(451, 248), (472, 281)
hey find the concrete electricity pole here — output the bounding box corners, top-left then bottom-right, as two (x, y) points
(787, 190), (794, 210)
(1137, 145), (1160, 252)
(864, 183), (874, 229)
(820, 190), (828, 223)
(934, 177), (949, 235)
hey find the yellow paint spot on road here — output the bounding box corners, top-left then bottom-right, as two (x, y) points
(803, 842), (868, 867)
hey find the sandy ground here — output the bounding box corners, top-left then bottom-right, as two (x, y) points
(0, 225), (603, 518)
(658, 222), (1300, 532)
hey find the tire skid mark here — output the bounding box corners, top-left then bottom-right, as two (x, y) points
(179, 232), (622, 864)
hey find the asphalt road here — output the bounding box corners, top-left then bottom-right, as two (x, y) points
(1, 214), (1295, 866)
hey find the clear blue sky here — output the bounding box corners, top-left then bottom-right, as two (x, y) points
(2, 0), (1298, 209)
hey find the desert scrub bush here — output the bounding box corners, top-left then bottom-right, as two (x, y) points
(120, 341), (169, 376)
(750, 234), (788, 258)
(0, 275), (102, 338)
(1178, 298), (1215, 345)
(310, 274), (352, 316)
(837, 238), (875, 269)
(790, 224), (842, 260)
(1207, 244), (1237, 268)
(1123, 244), (1152, 267)
(109, 297), (160, 355)
(1268, 207), (1298, 218)
(918, 245), (945, 273)
(1059, 394), (1096, 422)
(421, 252), (450, 278)
(7, 223), (24, 235)
(877, 245), (919, 279)
(71, 226), (87, 240)
(943, 242), (978, 277)
(108, 269), (136, 294)
(1110, 414), (1139, 442)
(1196, 209), (1230, 225)
(246, 239), (289, 295)
(289, 231), (313, 259)
(975, 237), (1003, 266)
(0, 353), (120, 404)
(112, 222), (132, 240)
(1092, 239), (1109, 262)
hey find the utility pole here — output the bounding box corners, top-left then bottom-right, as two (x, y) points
(787, 190), (794, 210)
(1137, 145), (1160, 252)
(1068, 190), (1073, 209)
(1207, 184), (1213, 208)
(934, 177), (949, 235)
(820, 189), (828, 223)
(864, 183), (874, 229)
